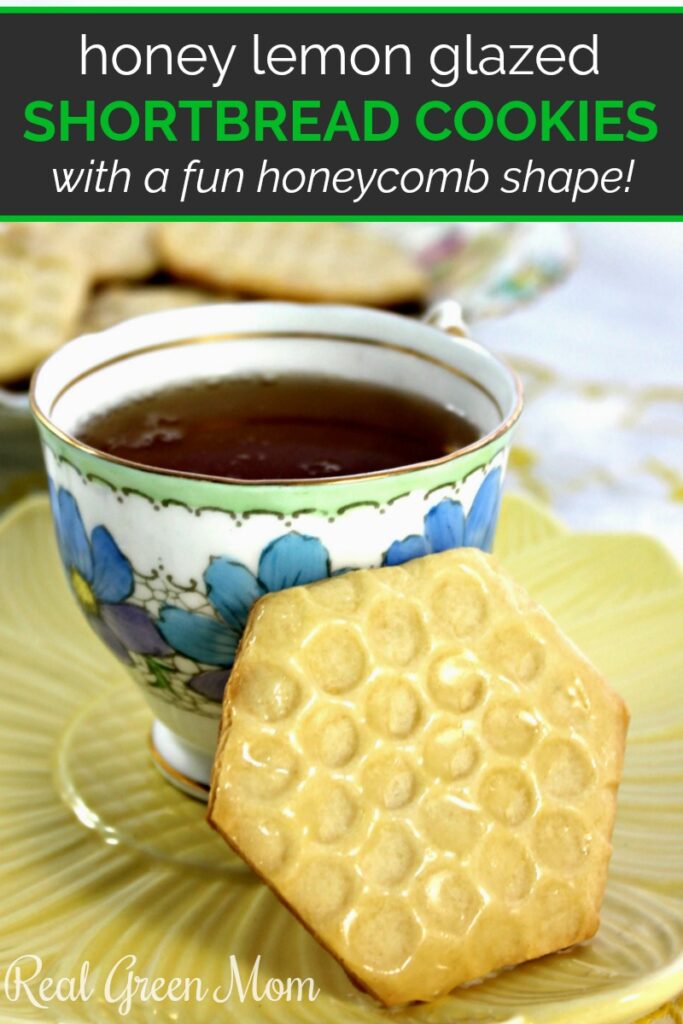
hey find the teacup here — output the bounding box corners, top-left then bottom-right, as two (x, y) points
(31, 301), (522, 797)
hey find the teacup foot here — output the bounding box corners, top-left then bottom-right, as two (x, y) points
(149, 720), (213, 802)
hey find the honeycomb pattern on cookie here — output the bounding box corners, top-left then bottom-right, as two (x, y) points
(208, 548), (628, 1006)
(157, 222), (428, 306)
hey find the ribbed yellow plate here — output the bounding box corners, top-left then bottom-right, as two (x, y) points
(0, 495), (682, 1024)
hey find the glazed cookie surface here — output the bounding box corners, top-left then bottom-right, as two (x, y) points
(208, 548), (628, 1006)
(78, 283), (225, 334)
(11, 222), (160, 283)
(0, 233), (89, 382)
(158, 222), (428, 306)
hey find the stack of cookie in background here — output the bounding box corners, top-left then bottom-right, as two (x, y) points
(0, 222), (428, 387)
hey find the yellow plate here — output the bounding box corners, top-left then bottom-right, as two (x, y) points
(0, 494), (682, 1024)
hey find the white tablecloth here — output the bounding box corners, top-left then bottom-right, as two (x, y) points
(476, 224), (683, 560)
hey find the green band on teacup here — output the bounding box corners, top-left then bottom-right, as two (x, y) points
(38, 424), (512, 518)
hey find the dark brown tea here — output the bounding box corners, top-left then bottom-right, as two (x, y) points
(77, 374), (480, 480)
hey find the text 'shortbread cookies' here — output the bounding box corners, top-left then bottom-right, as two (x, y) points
(208, 548), (628, 1006)
(79, 283), (226, 334)
(0, 234), (89, 383)
(158, 222), (429, 306)
(10, 223), (160, 283)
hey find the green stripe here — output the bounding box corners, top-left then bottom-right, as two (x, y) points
(4, 215), (682, 222)
(39, 424), (510, 515)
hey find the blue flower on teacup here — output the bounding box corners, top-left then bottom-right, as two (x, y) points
(157, 533), (332, 702)
(49, 483), (172, 665)
(383, 468), (502, 566)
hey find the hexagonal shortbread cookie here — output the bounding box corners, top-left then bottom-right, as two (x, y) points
(208, 549), (628, 1006)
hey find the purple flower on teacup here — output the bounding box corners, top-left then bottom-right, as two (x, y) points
(157, 533), (332, 702)
(49, 482), (171, 665)
(383, 468), (502, 566)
